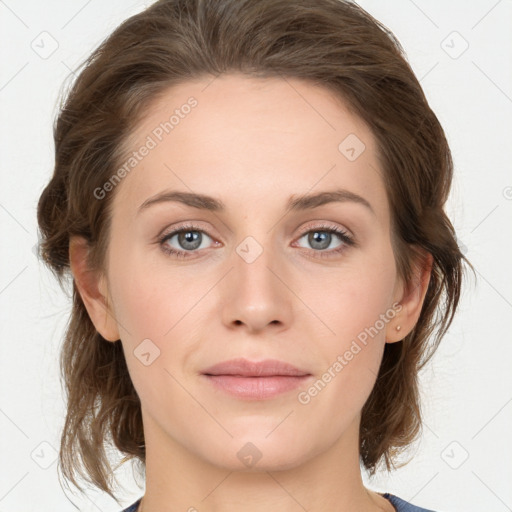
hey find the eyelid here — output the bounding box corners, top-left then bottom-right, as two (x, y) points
(157, 220), (218, 240)
(296, 220), (353, 238)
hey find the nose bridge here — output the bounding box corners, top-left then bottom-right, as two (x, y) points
(235, 234), (276, 293)
(220, 232), (292, 332)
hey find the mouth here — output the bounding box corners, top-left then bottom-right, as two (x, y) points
(201, 358), (312, 400)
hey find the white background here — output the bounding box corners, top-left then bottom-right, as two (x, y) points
(1, 1), (511, 511)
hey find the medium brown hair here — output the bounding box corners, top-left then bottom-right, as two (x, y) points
(36, 0), (474, 501)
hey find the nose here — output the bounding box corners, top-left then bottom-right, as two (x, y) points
(220, 239), (293, 334)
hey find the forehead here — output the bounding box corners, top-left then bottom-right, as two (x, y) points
(112, 73), (387, 220)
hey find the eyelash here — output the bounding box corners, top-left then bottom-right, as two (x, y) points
(157, 222), (356, 260)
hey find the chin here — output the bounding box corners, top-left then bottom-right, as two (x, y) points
(198, 432), (314, 472)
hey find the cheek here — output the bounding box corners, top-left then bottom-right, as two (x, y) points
(108, 259), (200, 410)
(107, 245), (204, 343)
(308, 260), (396, 350)
(296, 254), (396, 406)
(107, 248), (211, 389)
(318, 275), (389, 386)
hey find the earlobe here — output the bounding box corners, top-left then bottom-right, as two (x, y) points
(69, 236), (120, 342)
(386, 248), (433, 344)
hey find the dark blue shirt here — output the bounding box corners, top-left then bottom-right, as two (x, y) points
(121, 493), (438, 511)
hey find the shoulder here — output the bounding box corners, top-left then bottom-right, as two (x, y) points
(383, 493), (439, 512)
(120, 497), (142, 512)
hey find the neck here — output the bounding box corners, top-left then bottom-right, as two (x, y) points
(137, 413), (392, 512)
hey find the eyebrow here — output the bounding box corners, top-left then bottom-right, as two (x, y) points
(137, 188), (375, 216)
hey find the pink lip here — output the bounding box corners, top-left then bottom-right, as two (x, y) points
(201, 358), (312, 400)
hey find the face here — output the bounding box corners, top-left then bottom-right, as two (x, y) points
(99, 73), (404, 472)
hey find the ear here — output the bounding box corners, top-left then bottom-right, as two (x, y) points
(386, 247), (433, 343)
(69, 236), (120, 342)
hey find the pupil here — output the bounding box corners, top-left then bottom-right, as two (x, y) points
(309, 231), (330, 250)
(180, 231), (201, 249)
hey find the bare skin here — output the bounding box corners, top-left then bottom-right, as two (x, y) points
(70, 73), (431, 512)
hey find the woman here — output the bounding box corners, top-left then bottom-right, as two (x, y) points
(36, 0), (473, 510)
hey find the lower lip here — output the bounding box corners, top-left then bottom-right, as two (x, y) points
(203, 374), (311, 400)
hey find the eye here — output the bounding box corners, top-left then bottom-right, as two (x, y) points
(294, 224), (355, 257)
(158, 223), (217, 258)
(157, 222), (355, 260)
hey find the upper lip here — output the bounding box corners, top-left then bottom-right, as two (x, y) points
(202, 358), (310, 377)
